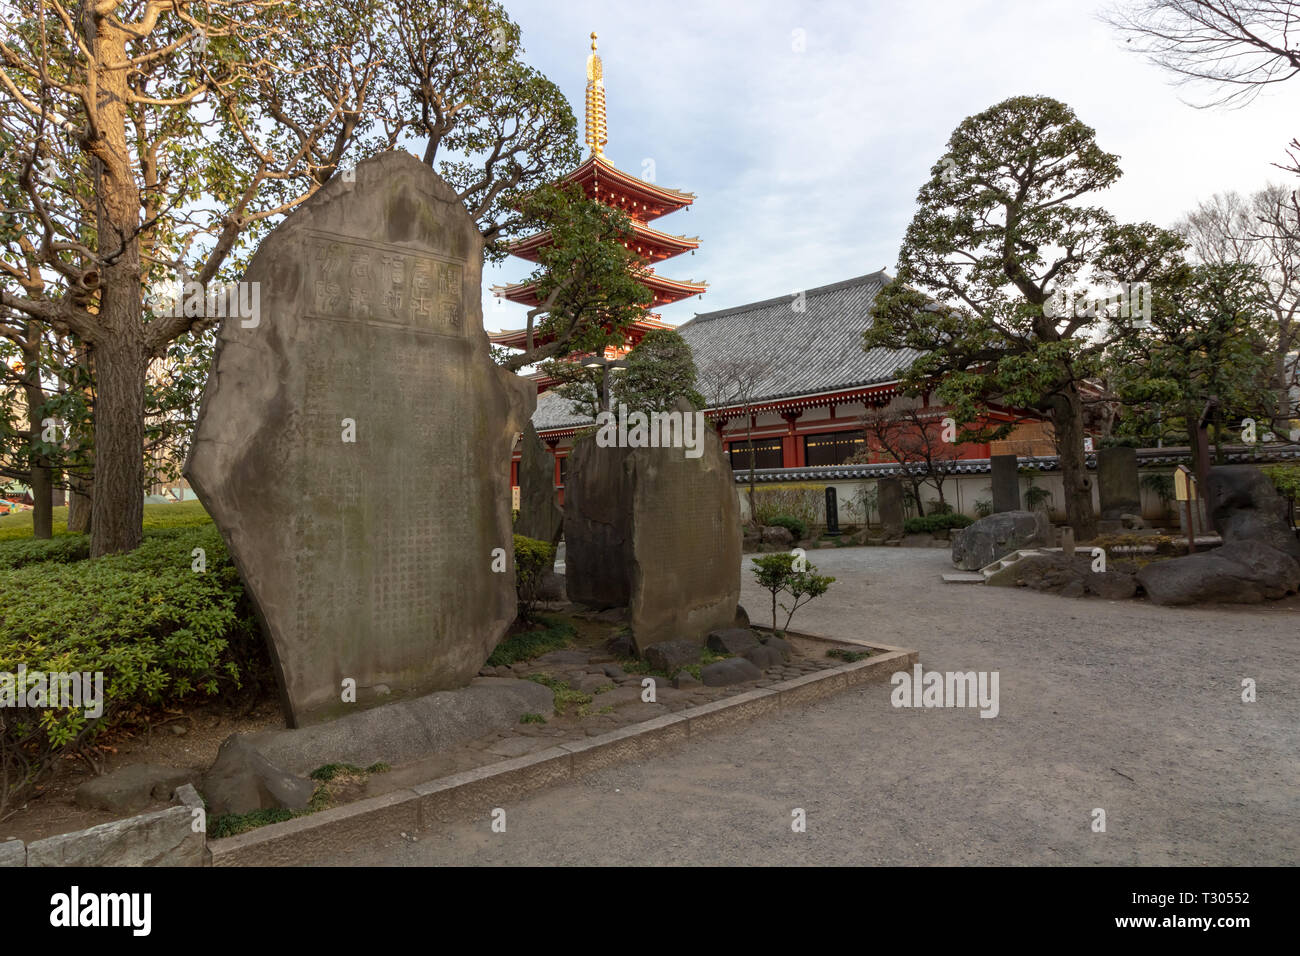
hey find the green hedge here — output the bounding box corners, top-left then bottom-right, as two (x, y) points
(0, 522), (262, 814)
(904, 512), (974, 534)
(766, 514), (809, 541)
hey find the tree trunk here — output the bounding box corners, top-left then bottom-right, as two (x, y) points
(22, 321), (52, 539)
(1051, 386), (1096, 541)
(85, 17), (147, 557)
(67, 471), (92, 535)
(89, 331), (147, 557)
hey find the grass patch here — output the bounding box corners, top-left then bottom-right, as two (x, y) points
(486, 616), (575, 667)
(526, 673), (592, 716)
(210, 761), (390, 838)
(0, 499), (211, 542)
(826, 648), (872, 663)
(519, 712), (547, 724)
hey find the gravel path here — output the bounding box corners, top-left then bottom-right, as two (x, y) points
(318, 547), (1300, 866)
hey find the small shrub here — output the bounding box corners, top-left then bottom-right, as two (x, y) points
(767, 514), (808, 541)
(974, 498), (994, 518)
(512, 534), (555, 622)
(827, 648), (872, 663)
(750, 552), (835, 630)
(520, 712), (547, 724)
(903, 512), (973, 534)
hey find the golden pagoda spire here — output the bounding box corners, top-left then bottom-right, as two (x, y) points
(584, 31), (607, 158)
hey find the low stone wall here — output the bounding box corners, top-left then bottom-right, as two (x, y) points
(1, 784), (207, 867)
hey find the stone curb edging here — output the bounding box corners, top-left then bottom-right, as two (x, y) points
(1, 783), (208, 868)
(208, 645), (916, 867)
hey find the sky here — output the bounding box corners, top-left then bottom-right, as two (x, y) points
(481, 0), (1298, 330)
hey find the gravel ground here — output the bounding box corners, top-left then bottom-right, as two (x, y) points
(314, 547), (1300, 866)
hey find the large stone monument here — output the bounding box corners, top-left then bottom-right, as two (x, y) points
(514, 422), (562, 547)
(878, 477), (905, 539)
(990, 454), (1020, 513)
(186, 151), (534, 727)
(564, 401), (741, 653)
(1097, 446), (1141, 522)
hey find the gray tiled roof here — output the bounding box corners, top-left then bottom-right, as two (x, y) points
(532, 387), (596, 432)
(679, 270), (921, 406)
(526, 270), (919, 433)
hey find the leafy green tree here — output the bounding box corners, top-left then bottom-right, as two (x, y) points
(865, 96), (1165, 539)
(0, 0), (577, 555)
(1105, 262), (1277, 454)
(611, 328), (704, 414)
(496, 182), (651, 372)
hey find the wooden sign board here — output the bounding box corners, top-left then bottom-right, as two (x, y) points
(511, 485), (520, 510)
(1174, 466), (1195, 501)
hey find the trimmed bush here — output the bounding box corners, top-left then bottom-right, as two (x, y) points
(513, 534), (555, 622)
(903, 512), (974, 534)
(0, 522), (262, 815)
(767, 513), (808, 541)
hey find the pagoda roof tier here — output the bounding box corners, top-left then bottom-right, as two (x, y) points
(488, 314), (673, 352)
(565, 155), (695, 222)
(495, 270), (707, 309)
(508, 219), (700, 264)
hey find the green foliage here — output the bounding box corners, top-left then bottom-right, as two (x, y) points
(1107, 263), (1278, 446)
(1263, 463), (1300, 502)
(508, 181), (652, 375)
(610, 328), (706, 414)
(525, 673), (591, 716)
(512, 534), (555, 622)
(767, 514), (809, 541)
(750, 553), (836, 631)
(1022, 474), (1054, 513)
(827, 648), (872, 663)
(519, 712), (547, 724)
(752, 485), (824, 529)
(486, 616), (574, 667)
(903, 512), (974, 534)
(974, 497), (994, 518)
(0, 521), (263, 814)
(864, 95), (1176, 533)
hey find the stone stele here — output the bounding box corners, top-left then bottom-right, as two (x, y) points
(564, 401), (741, 653)
(185, 151), (534, 727)
(514, 421), (562, 546)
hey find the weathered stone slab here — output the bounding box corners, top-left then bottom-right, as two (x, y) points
(246, 677), (555, 774)
(186, 151), (534, 726)
(951, 510), (1050, 570)
(75, 763), (194, 814)
(564, 402), (742, 652)
(990, 454), (1020, 513)
(515, 422), (562, 546)
(1137, 540), (1300, 605)
(0, 839), (24, 867)
(1098, 446), (1140, 519)
(1208, 465), (1300, 558)
(878, 477), (905, 538)
(27, 788), (204, 867)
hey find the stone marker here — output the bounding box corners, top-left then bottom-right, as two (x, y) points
(1097, 446), (1141, 519)
(990, 454), (1020, 513)
(515, 422), (562, 547)
(878, 477), (905, 538)
(564, 399), (741, 653)
(186, 151), (535, 727)
(951, 510), (1050, 571)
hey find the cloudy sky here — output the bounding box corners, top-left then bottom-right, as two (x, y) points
(481, 0), (1297, 328)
